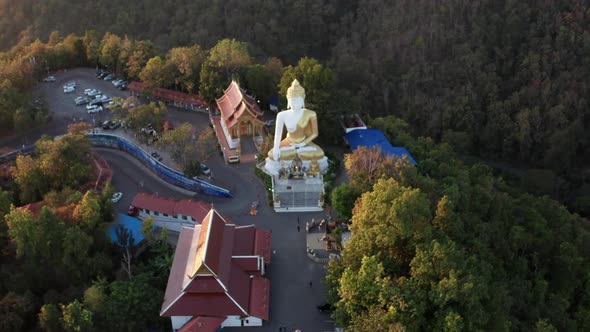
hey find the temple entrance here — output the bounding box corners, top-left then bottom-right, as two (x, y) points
(241, 136), (258, 155)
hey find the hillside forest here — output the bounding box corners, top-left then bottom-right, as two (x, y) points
(2, 0), (590, 214)
(0, 0), (589, 331)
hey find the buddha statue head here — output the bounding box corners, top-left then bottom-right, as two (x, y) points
(287, 79), (305, 111)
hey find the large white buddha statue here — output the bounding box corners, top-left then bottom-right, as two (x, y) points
(264, 79), (328, 176)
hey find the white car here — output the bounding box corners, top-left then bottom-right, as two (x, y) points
(64, 81), (76, 88)
(86, 105), (103, 113)
(63, 86), (75, 93)
(201, 163), (211, 175)
(111, 192), (123, 203)
(43, 76), (56, 82)
(86, 89), (101, 97)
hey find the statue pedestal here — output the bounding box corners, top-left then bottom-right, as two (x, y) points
(257, 159), (326, 213)
(264, 156), (329, 176)
(271, 175), (324, 213)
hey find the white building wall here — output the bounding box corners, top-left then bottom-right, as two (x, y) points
(171, 316), (192, 331)
(243, 317), (263, 326)
(220, 120), (240, 149)
(137, 210), (197, 232)
(220, 316), (263, 327)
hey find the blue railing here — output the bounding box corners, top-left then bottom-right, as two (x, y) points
(88, 134), (232, 198)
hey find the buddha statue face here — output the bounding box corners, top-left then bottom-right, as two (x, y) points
(287, 96), (304, 112)
(287, 79), (305, 112)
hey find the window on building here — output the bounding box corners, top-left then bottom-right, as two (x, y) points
(154, 212), (159, 216)
(163, 213), (168, 217)
(182, 215), (187, 220)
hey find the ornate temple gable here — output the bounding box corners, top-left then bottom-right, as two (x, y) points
(216, 81), (265, 129)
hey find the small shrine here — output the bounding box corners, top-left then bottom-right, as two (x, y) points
(258, 80), (328, 212)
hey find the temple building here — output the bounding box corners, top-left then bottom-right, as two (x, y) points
(211, 81), (265, 163)
(130, 193), (214, 232)
(127, 81), (209, 111)
(161, 208), (272, 331)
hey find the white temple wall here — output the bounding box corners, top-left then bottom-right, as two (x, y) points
(171, 316), (192, 331)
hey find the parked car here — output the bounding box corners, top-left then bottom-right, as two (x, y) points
(64, 81), (76, 88)
(86, 89), (101, 97)
(106, 100), (122, 109)
(127, 205), (138, 216)
(43, 76), (56, 82)
(102, 120), (111, 129)
(200, 163), (211, 176)
(151, 152), (163, 162)
(265, 120), (275, 127)
(109, 120), (120, 129)
(86, 105), (103, 114)
(316, 303), (334, 312)
(74, 97), (89, 106)
(117, 83), (128, 90)
(63, 86), (75, 93)
(111, 192), (123, 203)
(103, 74), (114, 81)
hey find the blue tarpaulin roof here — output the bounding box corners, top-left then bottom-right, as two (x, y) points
(345, 129), (416, 164)
(108, 213), (146, 245)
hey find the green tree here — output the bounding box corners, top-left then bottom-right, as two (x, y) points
(73, 191), (101, 229)
(126, 40), (156, 80)
(36, 133), (91, 191)
(245, 64), (275, 106)
(125, 101), (167, 133)
(60, 300), (93, 332)
(139, 56), (174, 88)
(82, 30), (100, 65)
(157, 122), (197, 169)
(337, 255), (391, 326)
(167, 45), (206, 93)
(102, 275), (166, 331)
(99, 32), (121, 73)
(11, 154), (44, 203)
(344, 146), (414, 193)
(39, 303), (62, 332)
(199, 60), (227, 102)
(0, 292), (36, 332)
(208, 38), (253, 77)
(331, 184), (360, 221)
(195, 127), (217, 163)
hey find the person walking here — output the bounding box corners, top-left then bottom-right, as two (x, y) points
(309, 280), (313, 287)
(297, 225), (300, 232)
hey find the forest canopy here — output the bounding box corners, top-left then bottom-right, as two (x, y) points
(2, 1), (590, 203)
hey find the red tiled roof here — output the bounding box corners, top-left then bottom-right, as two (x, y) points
(161, 227), (195, 315)
(161, 209), (271, 325)
(164, 292), (244, 317)
(232, 226), (256, 256)
(233, 257), (259, 272)
(184, 276), (225, 293)
(249, 277), (270, 321)
(215, 81), (264, 129)
(255, 229), (272, 264)
(178, 316), (226, 332)
(128, 81), (209, 108)
(131, 193), (212, 223)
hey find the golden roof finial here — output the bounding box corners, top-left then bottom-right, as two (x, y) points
(287, 79), (305, 99)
